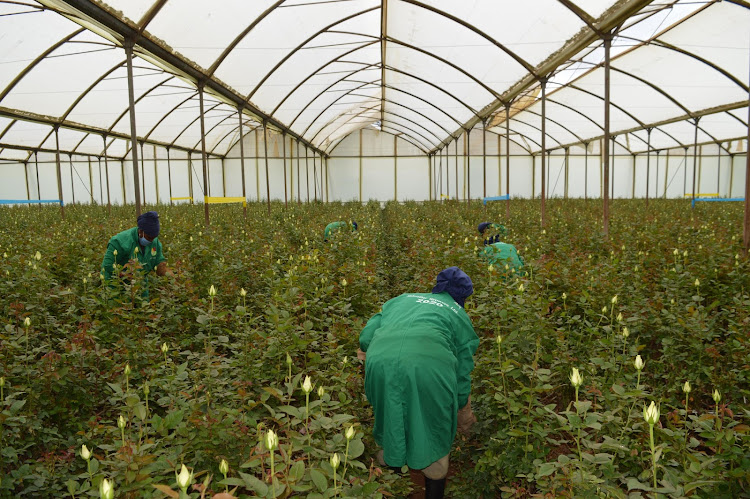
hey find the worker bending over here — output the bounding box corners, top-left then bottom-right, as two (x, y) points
(477, 221), (523, 272)
(359, 267), (479, 499)
(323, 220), (358, 242)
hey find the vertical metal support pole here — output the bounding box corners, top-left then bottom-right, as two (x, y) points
(698, 145), (703, 195)
(121, 145), (127, 204)
(69, 154), (75, 204)
(564, 147), (569, 199)
(584, 143), (589, 200)
(34, 151), (41, 205)
(24, 161), (30, 202)
(541, 78), (547, 227)
(188, 152), (194, 204)
(282, 132), (288, 208)
(611, 136), (616, 200)
(296, 140), (301, 204)
(631, 153), (636, 199)
(729, 154), (735, 197)
(655, 151), (660, 198)
(447, 141), (450, 198)
(87, 157), (93, 204)
(198, 84), (210, 225)
(505, 103), (510, 217)
(466, 127), (471, 205)
(255, 128), (260, 201)
(221, 158), (226, 196)
(305, 145), (310, 202)
(691, 117), (700, 206)
(140, 142), (146, 203)
(153, 144), (160, 204)
(743, 94), (750, 256)
(289, 137), (294, 203)
(359, 129), (363, 203)
(497, 133), (502, 198)
(166, 147), (173, 206)
(54, 128), (65, 218)
(663, 149), (670, 198)
(646, 128), (651, 206)
(97, 157), (103, 205)
(325, 155), (329, 202)
(532, 155), (536, 199)
(482, 120), (486, 201)
(454, 138), (458, 201)
(683, 148), (688, 195)
(263, 121), (271, 214)
(717, 142), (722, 197)
(603, 34), (611, 236)
(313, 150), (318, 202)
(237, 110), (247, 217)
(124, 41), (142, 215)
(394, 134), (398, 201)
(428, 153), (433, 201)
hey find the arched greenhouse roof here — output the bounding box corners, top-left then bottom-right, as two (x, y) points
(0, 0), (748, 162)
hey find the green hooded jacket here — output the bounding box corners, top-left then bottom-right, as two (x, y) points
(101, 227), (165, 296)
(359, 292), (478, 469)
(479, 241), (524, 270)
(323, 221), (349, 240)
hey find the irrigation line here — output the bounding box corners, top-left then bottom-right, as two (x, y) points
(188, 156), (206, 196)
(70, 158), (93, 200)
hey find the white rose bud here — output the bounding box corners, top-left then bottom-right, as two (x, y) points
(712, 389), (721, 404)
(611, 295), (618, 305)
(265, 429), (279, 451)
(176, 464), (192, 491)
(569, 367), (583, 388)
(35, 251), (41, 261)
(118, 414), (126, 429)
(317, 385), (325, 398)
(330, 452), (340, 470)
(643, 401), (660, 425)
(23, 317), (31, 328)
(161, 342), (169, 354)
(301, 375), (313, 394)
(124, 363), (131, 376)
(634, 355), (645, 371)
(219, 459), (229, 476)
(209, 285), (217, 296)
(694, 279), (700, 287)
(240, 288), (247, 297)
(81, 444), (91, 460)
(682, 381), (691, 394)
(345, 425), (355, 441)
(622, 327), (629, 338)
(99, 478), (114, 499)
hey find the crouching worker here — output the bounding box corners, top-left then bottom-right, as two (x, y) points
(478, 221), (524, 272)
(323, 220), (357, 242)
(101, 211), (167, 299)
(359, 267), (479, 499)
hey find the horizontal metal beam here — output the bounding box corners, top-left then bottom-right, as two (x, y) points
(46, 0), (327, 157)
(0, 105), (222, 159)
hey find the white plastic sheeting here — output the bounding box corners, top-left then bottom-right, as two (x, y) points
(0, 0), (747, 199)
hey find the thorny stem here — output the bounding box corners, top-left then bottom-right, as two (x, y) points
(649, 424), (657, 491)
(575, 387), (583, 482)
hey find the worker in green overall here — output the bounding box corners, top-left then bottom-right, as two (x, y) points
(477, 221), (523, 272)
(323, 220), (357, 242)
(101, 211), (167, 298)
(359, 267), (479, 499)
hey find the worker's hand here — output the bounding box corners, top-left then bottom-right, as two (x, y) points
(356, 348), (367, 361)
(457, 396), (477, 435)
(156, 261), (167, 277)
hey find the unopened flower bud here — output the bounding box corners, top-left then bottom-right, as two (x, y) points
(345, 425), (355, 441)
(124, 363), (131, 376)
(301, 375), (313, 394)
(265, 429), (279, 451)
(682, 381), (691, 394)
(240, 288), (247, 297)
(643, 401), (660, 425)
(23, 317), (30, 328)
(634, 355), (645, 371)
(161, 342), (169, 354)
(99, 478), (114, 499)
(118, 414), (126, 429)
(81, 444), (91, 460)
(176, 464), (192, 491)
(209, 285), (217, 296)
(330, 452), (340, 470)
(219, 459), (229, 476)
(569, 367), (583, 389)
(712, 389), (721, 404)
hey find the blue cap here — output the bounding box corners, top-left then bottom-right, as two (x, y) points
(352, 221), (358, 231)
(432, 266), (473, 308)
(137, 211), (160, 237)
(478, 222), (492, 234)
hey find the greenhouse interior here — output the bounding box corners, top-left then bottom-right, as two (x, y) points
(0, 0), (749, 498)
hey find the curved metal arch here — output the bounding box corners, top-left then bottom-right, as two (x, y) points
(610, 66), (692, 118)
(492, 122), (542, 151)
(60, 60), (124, 122)
(314, 105), (381, 149)
(485, 129), (534, 155)
(386, 36), (502, 101)
(143, 92), (198, 143)
(400, 0), (537, 76)
(380, 126), (431, 153)
(556, 0), (600, 35)
(199, 111), (251, 155)
(273, 51), (380, 116)
(210, 115), (261, 156)
(0, 28), (85, 101)
(379, 111), (441, 147)
(384, 65), (478, 117)
(207, 0), (287, 76)
(310, 101), (384, 144)
(245, 7), (380, 101)
(108, 74), (178, 135)
(507, 115), (564, 150)
(632, 37), (749, 93)
(379, 82), (464, 129)
(170, 100), (224, 147)
(511, 107), (586, 147)
(300, 80), (381, 138)
(347, 92), (453, 137)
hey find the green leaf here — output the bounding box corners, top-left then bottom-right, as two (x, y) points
(310, 469), (327, 492)
(133, 404), (147, 421)
(288, 460), (305, 481)
(163, 410), (184, 430)
(239, 472), (268, 496)
(626, 477), (649, 490)
(361, 482), (379, 495)
(219, 478), (247, 487)
(348, 439), (365, 459)
(537, 462), (556, 477)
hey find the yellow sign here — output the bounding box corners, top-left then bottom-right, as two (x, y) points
(204, 196), (247, 207)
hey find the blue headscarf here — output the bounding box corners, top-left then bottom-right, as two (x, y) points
(432, 266), (473, 308)
(137, 211), (160, 237)
(478, 222), (492, 234)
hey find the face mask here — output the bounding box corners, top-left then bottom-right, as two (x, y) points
(139, 236), (151, 247)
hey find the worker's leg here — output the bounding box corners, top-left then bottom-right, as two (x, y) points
(421, 454), (449, 499)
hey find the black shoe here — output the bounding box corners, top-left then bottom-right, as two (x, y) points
(424, 477), (446, 499)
